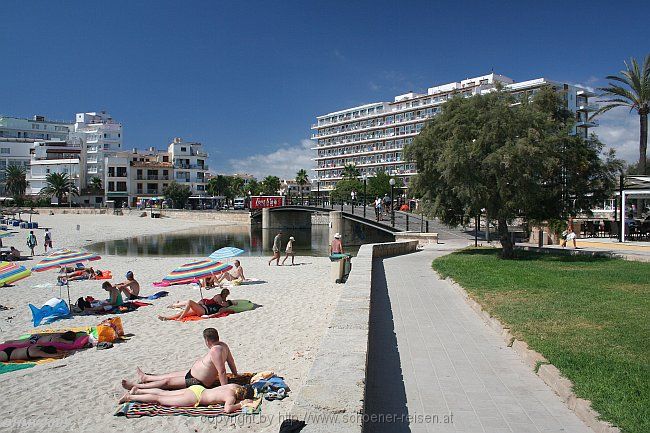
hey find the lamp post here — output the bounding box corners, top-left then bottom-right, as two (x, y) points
(389, 178), (396, 227)
(362, 173), (367, 218)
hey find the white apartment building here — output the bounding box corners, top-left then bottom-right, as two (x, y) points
(27, 140), (82, 200)
(74, 111), (123, 188)
(168, 137), (208, 195)
(311, 73), (597, 191)
(0, 115), (74, 196)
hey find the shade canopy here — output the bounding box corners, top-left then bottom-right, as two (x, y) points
(0, 261), (31, 286)
(208, 247), (245, 261)
(32, 249), (101, 272)
(0, 229), (14, 239)
(162, 259), (232, 286)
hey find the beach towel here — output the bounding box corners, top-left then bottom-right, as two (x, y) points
(176, 300), (255, 322)
(152, 281), (170, 288)
(114, 397), (262, 418)
(0, 357), (62, 375)
(136, 291), (169, 300)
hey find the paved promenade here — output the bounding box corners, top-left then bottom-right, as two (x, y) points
(365, 241), (593, 433)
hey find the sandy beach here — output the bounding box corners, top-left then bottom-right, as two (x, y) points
(0, 213), (341, 433)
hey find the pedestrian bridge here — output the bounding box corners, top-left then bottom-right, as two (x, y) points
(251, 204), (437, 246)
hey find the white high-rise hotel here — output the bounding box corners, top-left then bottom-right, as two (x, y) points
(311, 73), (597, 191)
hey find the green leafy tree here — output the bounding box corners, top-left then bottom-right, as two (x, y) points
(261, 175), (281, 195)
(245, 179), (262, 196)
(331, 178), (363, 202)
(4, 164), (28, 200)
(295, 169), (309, 204)
(89, 176), (103, 192)
(405, 87), (620, 259)
(163, 181), (192, 209)
(341, 164), (360, 180)
(367, 171), (403, 199)
(594, 55), (649, 175)
(207, 175), (230, 197)
(229, 176), (246, 197)
(40, 172), (79, 204)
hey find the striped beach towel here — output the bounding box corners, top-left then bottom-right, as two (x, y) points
(114, 402), (242, 418)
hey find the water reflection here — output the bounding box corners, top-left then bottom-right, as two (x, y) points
(87, 225), (342, 257)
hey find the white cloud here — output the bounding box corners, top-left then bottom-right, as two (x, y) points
(227, 139), (315, 180)
(595, 107), (641, 163)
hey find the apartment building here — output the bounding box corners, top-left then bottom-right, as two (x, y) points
(311, 73), (597, 191)
(27, 140), (82, 200)
(168, 137), (208, 195)
(0, 115), (74, 196)
(73, 111), (123, 188)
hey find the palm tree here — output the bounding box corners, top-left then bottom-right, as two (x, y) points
(4, 165), (28, 200)
(594, 55), (649, 175)
(342, 164), (360, 180)
(89, 176), (103, 192)
(40, 172), (79, 205)
(295, 169), (309, 205)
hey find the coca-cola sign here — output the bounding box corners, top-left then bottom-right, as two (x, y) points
(250, 196), (284, 209)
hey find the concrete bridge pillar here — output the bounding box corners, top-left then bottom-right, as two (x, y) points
(262, 208), (271, 230)
(329, 211), (343, 243)
(262, 209), (312, 230)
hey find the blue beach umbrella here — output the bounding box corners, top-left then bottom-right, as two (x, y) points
(208, 247), (245, 261)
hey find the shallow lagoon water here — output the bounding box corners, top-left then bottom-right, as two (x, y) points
(86, 224), (350, 257)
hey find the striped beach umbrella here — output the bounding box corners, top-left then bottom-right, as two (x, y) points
(208, 247), (245, 261)
(31, 249), (101, 272)
(0, 229), (14, 239)
(163, 259), (232, 286)
(0, 261), (31, 286)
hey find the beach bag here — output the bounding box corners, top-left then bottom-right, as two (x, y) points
(95, 317), (124, 343)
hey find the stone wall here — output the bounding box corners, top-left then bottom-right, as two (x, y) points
(289, 240), (418, 432)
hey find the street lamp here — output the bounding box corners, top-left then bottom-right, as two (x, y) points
(389, 177), (396, 227)
(362, 173), (368, 219)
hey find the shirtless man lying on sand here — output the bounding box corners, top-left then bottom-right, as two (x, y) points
(122, 328), (237, 390)
(119, 383), (254, 413)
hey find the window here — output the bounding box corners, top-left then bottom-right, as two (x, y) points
(108, 181), (115, 192)
(181, 147), (186, 152)
(117, 182), (127, 192)
(0, 148), (9, 154)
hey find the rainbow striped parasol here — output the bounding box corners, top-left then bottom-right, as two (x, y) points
(0, 261), (31, 286)
(0, 229), (14, 239)
(31, 249), (101, 272)
(162, 259), (232, 286)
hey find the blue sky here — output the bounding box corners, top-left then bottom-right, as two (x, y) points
(2, 1), (648, 178)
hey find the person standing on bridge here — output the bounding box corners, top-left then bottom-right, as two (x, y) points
(268, 231), (282, 266)
(374, 197), (383, 222)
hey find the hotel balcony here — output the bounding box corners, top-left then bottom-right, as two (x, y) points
(576, 119), (599, 128)
(576, 104), (598, 112)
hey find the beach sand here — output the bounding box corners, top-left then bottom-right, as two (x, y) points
(0, 213), (341, 432)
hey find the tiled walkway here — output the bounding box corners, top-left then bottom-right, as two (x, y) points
(365, 242), (593, 433)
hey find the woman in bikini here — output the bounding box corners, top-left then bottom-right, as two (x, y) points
(0, 345), (64, 362)
(159, 289), (237, 321)
(118, 383), (254, 413)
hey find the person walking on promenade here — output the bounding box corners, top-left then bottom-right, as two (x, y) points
(268, 231), (282, 266)
(26, 231), (37, 257)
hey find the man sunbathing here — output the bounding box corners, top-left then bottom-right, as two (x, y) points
(119, 383), (254, 413)
(158, 289), (237, 321)
(116, 271), (140, 300)
(215, 260), (246, 286)
(122, 328), (238, 391)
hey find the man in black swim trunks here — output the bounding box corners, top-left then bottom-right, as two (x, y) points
(121, 328), (238, 391)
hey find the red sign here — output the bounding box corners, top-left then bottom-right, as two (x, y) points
(251, 196), (284, 209)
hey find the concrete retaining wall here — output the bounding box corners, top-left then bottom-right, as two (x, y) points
(289, 240), (418, 432)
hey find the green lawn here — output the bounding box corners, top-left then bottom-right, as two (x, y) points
(432, 248), (649, 433)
